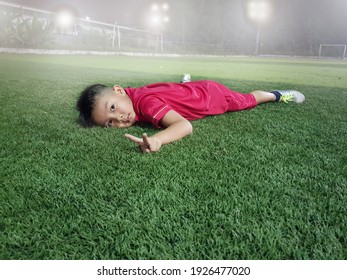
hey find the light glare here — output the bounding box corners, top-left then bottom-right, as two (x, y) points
(151, 4), (159, 11)
(57, 11), (73, 27)
(152, 15), (160, 24)
(148, 2), (170, 29)
(162, 3), (169, 11)
(247, 1), (270, 22)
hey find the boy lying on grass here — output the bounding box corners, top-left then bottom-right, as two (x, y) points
(77, 80), (304, 153)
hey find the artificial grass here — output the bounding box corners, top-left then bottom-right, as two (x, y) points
(0, 53), (346, 259)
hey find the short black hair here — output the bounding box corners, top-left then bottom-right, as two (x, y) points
(76, 84), (107, 127)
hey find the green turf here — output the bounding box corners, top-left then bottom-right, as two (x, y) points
(0, 53), (346, 260)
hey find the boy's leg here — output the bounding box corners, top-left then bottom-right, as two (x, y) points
(219, 81), (305, 113)
(250, 90), (305, 104)
(251, 90), (276, 105)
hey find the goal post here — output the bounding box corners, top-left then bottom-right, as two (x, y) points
(75, 18), (163, 52)
(319, 44), (347, 59)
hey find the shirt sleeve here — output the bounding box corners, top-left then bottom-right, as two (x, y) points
(139, 96), (172, 127)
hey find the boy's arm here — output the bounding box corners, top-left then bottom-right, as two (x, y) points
(124, 110), (193, 153)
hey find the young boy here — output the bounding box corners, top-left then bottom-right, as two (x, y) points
(76, 80), (305, 153)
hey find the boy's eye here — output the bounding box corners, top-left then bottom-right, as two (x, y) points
(108, 120), (113, 127)
(110, 105), (115, 112)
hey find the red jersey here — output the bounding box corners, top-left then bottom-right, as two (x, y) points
(124, 80), (256, 127)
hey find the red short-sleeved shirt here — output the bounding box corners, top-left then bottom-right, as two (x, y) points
(125, 80), (257, 127)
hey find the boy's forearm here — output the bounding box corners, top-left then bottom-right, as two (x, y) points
(152, 120), (193, 145)
(124, 111), (193, 152)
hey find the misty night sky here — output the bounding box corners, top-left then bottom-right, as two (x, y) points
(3, 0), (158, 24)
(2, 0), (347, 51)
(4, 0), (346, 26)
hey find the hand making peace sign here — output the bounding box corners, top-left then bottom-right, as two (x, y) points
(124, 133), (162, 153)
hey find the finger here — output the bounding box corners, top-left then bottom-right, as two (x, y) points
(140, 145), (150, 153)
(124, 134), (143, 144)
(142, 133), (151, 146)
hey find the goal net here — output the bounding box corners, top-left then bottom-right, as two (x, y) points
(76, 19), (162, 52)
(319, 44), (347, 59)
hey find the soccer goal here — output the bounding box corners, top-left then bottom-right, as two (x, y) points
(78, 18), (163, 52)
(318, 44), (347, 59)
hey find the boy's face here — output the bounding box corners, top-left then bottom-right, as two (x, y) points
(92, 86), (136, 128)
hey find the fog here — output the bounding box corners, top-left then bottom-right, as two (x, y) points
(2, 0), (347, 55)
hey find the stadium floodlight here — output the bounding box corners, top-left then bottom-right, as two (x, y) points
(248, 0), (270, 22)
(57, 10), (74, 28)
(162, 3), (169, 11)
(152, 15), (161, 24)
(151, 3), (159, 12)
(149, 2), (170, 30)
(247, 0), (271, 55)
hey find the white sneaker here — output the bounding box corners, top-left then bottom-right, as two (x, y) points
(275, 90), (305, 103)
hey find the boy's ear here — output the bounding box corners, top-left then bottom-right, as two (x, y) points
(113, 85), (124, 95)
